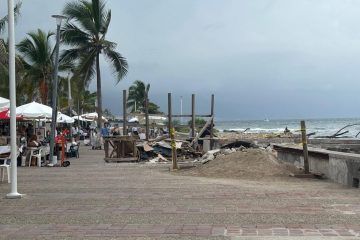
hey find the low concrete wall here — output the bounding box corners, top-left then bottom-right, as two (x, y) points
(274, 145), (360, 188)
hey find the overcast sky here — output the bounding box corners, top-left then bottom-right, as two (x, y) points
(2, 0), (360, 120)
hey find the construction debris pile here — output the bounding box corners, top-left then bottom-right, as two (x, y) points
(136, 138), (202, 163)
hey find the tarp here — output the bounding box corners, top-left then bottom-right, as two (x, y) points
(15, 101), (52, 118)
(0, 97), (10, 110)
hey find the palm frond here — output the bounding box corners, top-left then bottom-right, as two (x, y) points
(63, 0), (98, 37)
(61, 22), (92, 46)
(77, 48), (97, 87)
(103, 47), (128, 84)
(0, 1), (22, 34)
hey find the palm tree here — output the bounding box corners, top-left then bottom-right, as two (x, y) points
(61, 0), (128, 127)
(0, 39), (25, 101)
(0, 1), (22, 35)
(127, 80), (150, 113)
(17, 29), (55, 104)
(0, 1), (22, 99)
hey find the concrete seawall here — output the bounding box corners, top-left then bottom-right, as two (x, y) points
(274, 144), (360, 188)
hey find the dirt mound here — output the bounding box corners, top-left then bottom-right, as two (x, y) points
(180, 148), (299, 180)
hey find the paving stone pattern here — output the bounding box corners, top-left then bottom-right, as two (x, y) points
(1, 145), (360, 239)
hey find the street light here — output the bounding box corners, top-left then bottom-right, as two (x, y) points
(49, 14), (67, 165)
(6, 0), (21, 199)
(67, 72), (73, 139)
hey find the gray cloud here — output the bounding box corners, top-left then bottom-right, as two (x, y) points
(2, 0), (360, 120)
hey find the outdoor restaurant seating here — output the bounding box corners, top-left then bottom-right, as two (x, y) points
(28, 147), (43, 167)
(68, 143), (79, 158)
(0, 151), (18, 183)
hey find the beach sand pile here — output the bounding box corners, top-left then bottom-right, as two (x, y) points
(179, 148), (301, 180)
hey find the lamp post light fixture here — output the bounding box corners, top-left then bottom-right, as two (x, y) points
(6, 0), (21, 199)
(49, 14), (67, 165)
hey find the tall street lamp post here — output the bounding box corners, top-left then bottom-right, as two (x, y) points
(49, 15), (66, 165)
(6, 0), (21, 199)
(67, 72), (73, 139)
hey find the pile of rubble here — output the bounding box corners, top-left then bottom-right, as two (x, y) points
(136, 138), (202, 163)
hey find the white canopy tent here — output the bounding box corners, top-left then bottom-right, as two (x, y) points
(72, 115), (93, 122)
(57, 112), (74, 123)
(0, 97), (10, 110)
(128, 117), (139, 123)
(81, 112), (108, 122)
(15, 101), (52, 118)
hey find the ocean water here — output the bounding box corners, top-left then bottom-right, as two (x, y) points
(215, 118), (360, 138)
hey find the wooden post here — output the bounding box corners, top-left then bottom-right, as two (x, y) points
(210, 94), (214, 150)
(301, 120), (310, 174)
(145, 90), (149, 140)
(168, 93), (172, 134)
(168, 93), (178, 170)
(191, 94), (195, 138)
(123, 90), (127, 136)
(104, 139), (109, 158)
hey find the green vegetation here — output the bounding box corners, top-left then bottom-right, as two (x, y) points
(1, 0), (130, 122)
(17, 29), (55, 104)
(127, 80), (162, 114)
(188, 118), (207, 128)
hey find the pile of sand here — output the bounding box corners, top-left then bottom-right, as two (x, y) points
(179, 148), (300, 180)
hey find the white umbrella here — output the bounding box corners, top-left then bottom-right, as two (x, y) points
(0, 97), (10, 110)
(57, 112), (74, 123)
(15, 101), (52, 118)
(128, 117), (139, 123)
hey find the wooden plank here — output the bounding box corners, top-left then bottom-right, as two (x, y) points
(190, 116), (214, 146)
(210, 94), (214, 150)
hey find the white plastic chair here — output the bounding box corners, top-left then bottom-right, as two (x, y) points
(28, 148), (42, 167)
(0, 152), (18, 183)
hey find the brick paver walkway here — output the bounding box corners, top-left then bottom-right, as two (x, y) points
(1, 145), (360, 239)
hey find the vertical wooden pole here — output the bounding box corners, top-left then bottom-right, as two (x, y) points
(123, 90), (127, 136)
(191, 94), (195, 138)
(210, 94), (214, 150)
(168, 93), (172, 134)
(301, 120), (309, 174)
(168, 93), (178, 170)
(145, 90), (149, 140)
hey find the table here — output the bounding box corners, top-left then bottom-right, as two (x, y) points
(0, 145), (11, 155)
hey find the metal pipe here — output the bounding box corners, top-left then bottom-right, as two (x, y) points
(49, 15), (65, 165)
(6, 0), (21, 199)
(67, 72), (72, 139)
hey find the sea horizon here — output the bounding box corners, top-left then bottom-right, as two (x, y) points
(215, 117), (360, 138)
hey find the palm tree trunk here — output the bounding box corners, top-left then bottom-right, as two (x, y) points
(39, 79), (48, 104)
(96, 51), (103, 128)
